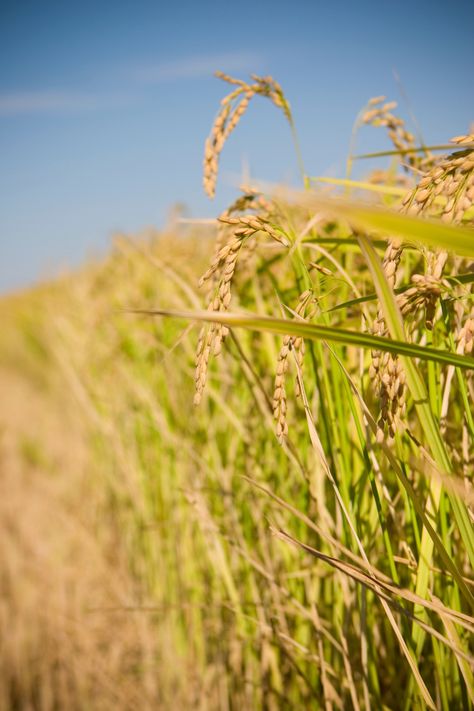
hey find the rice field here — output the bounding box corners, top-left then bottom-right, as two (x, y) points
(1, 73), (473, 710)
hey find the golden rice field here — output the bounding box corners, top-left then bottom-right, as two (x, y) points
(1, 74), (473, 710)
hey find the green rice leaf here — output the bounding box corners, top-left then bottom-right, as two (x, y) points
(353, 144), (473, 160)
(129, 308), (474, 371)
(292, 193), (474, 256)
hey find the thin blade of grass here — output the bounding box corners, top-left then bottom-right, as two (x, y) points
(327, 273), (474, 314)
(353, 144), (473, 159)
(434, 595), (474, 704)
(310, 176), (408, 197)
(294, 193), (474, 257)
(128, 308), (474, 371)
(272, 527), (473, 665)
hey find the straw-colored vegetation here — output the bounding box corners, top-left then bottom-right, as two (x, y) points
(1, 73), (473, 710)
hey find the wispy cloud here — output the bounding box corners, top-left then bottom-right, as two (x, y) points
(0, 51), (265, 116)
(134, 50), (264, 84)
(0, 90), (122, 117)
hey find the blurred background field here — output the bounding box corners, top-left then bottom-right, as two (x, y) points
(0, 231), (215, 709)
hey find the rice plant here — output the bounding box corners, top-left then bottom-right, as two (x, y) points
(0, 73), (473, 710)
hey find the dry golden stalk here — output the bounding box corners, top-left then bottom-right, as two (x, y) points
(362, 96), (432, 173)
(369, 349), (407, 443)
(203, 72), (293, 198)
(401, 133), (474, 328)
(200, 189), (282, 298)
(227, 185), (274, 215)
(273, 334), (290, 443)
(293, 337), (306, 399)
(198, 233), (242, 288)
(194, 325), (213, 406)
(370, 350), (406, 443)
(369, 234), (406, 443)
(422, 252), (449, 329)
(238, 184), (275, 214)
(193, 232), (243, 404)
(369, 239), (403, 380)
(211, 189), (277, 277)
(194, 189), (287, 405)
(273, 290), (316, 443)
(370, 248), (446, 441)
(215, 72), (247, 88)
(398, 272), (449, 330)
(250, 74), (292, 122)
(368, 169), (412, 190)
(223, 91), (253, 140)
(368, 95), (386, 106)
(219, 214), (289, 247)
(309, 261), (333, 277)
(451, 134), (474, 146)
(456, 305), (474, 476)
(403, 133), (474, 222)
(199, 215), (287, 307)
(457, 305), (474, 356)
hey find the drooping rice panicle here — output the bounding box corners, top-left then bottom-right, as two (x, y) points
(273, 290), (316, 442)
(203, 73), (294, 198)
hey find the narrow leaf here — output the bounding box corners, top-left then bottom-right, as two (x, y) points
(128, 308), (474, 371)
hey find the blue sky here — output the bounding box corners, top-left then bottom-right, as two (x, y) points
(1, 0), (473, 292)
